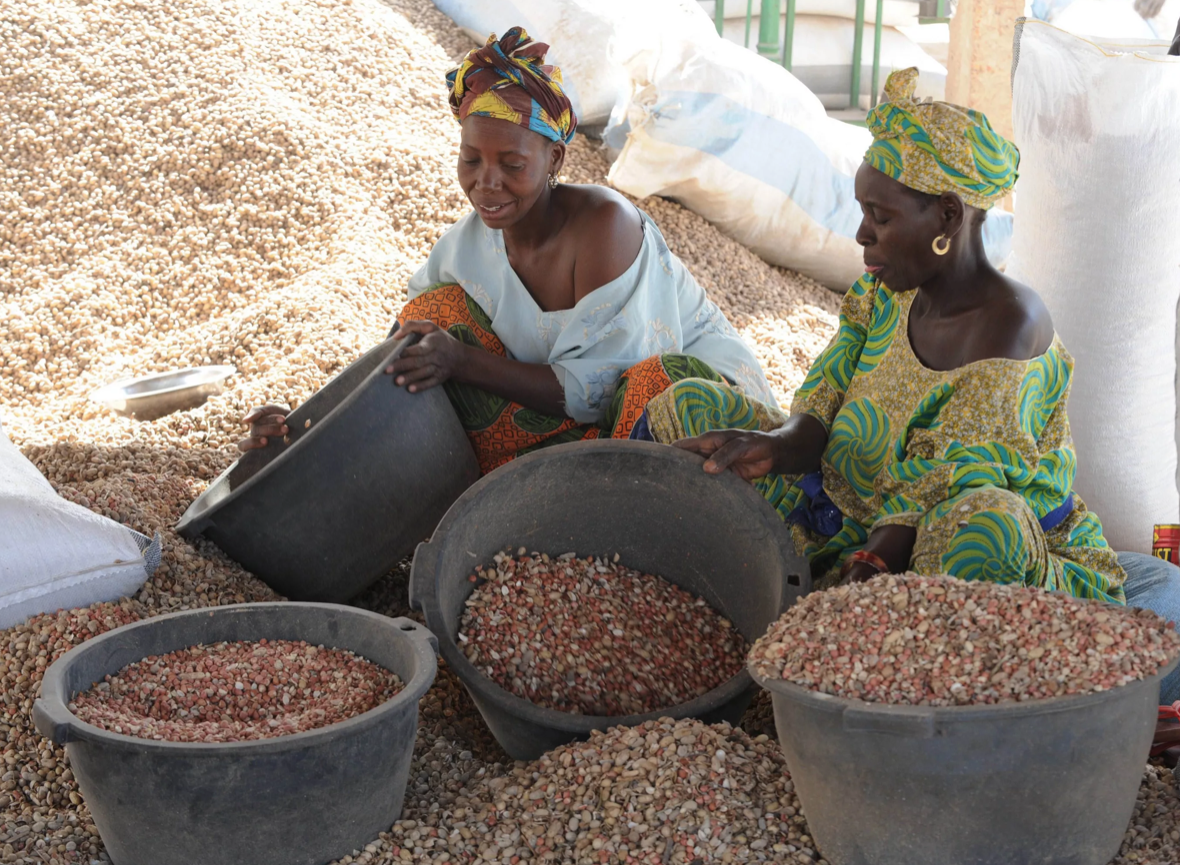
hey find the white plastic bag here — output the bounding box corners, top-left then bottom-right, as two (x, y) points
(0, 419), (159, 629)
(428, 0), (715, 128)
(1008, 20), (1180, 552)
(607, 34), (1014, 291)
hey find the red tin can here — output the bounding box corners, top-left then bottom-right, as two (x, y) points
(1153, 525), (1180, 566)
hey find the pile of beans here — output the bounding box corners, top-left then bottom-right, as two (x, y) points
(386, 718), (826, 865)
(458, 551), (747, 716)
(1118, 765), (1180, 864)
(749, 573), (1180, 707)
(71, 639), (401, 743)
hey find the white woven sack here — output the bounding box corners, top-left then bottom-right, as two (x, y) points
(607, 33), (1014, 291)
(0, 419), (159, 629)
(1008, 20), (1180, 552)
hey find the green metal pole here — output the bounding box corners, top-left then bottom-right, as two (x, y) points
(715, 0), (725, 36)
(757, 0), (782, 60)
(850, 0), (866, 109)
(781, 0), (796, 70)
(870, 0), (884, 107)
(745, 0), (754, 48)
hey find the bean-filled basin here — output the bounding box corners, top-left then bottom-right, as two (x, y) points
(751, 658), (1180, 865)
(33, 603), (438, 865)
(176, 334), (480, 602)
(409, 439), (811, 760)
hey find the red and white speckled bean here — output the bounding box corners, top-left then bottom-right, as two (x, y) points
(72, 639), (402, 742)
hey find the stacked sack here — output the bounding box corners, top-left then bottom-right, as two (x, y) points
(1008, 20), (1180, 552)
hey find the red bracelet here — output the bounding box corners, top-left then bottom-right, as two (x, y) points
(845, 550), (890, 575)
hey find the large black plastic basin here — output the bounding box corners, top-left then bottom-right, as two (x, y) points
(33, 603), (438, 865)
(753, 655), (1179, 865)
(177, 334), (480, 601)
(409, 439), (811, 759)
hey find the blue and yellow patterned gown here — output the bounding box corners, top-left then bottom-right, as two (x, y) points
(645, 275), (1126, 602)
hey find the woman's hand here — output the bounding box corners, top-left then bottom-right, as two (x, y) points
(386, 320), (470, 392)
(839, 525), (919, 584)
(842, 562), (883, 584)
(238, 404), (289, 452)
(673, 429), (784, 481)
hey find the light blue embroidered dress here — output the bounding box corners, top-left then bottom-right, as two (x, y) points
(407, 210), (776, 424)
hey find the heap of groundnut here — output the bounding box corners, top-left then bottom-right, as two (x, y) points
(73, 639), (401, 742)
(749, 573), (1180, 707)
(459, 550), (747, 716)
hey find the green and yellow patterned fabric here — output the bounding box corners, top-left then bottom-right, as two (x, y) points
(646, 275), (1125, 603)
(864, 67), (1019, 210)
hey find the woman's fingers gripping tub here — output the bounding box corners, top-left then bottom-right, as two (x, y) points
(386, 320), (469, 392)
(238, 404), (290, 452)
(675, 429), (779, 481)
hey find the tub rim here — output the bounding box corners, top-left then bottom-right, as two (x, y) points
(33, 602), (438, 754)
(175, 333), (422, 537)
(749, 653), (1180, 737)
(410, 438), (809, 735)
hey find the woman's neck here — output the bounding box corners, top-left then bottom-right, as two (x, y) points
(913, 238), (997, 318)
(503, 187), (565, 251)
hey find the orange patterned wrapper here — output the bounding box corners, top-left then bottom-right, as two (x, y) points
(1153, 525), (1180, 566)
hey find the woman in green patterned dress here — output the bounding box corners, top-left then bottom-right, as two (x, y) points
(641, 67), (1126, 600)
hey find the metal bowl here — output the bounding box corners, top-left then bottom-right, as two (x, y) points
(91, 366), (235, 421)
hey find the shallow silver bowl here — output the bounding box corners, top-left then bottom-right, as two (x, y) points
(91, 366), (235, 421)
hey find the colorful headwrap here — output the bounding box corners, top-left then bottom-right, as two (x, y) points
(446, 27), (577, 145)
(863, 68), (1019, 210)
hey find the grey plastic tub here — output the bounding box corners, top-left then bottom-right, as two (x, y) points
(33, 603), (438, 865)
(409, 439), (811, 760)
(176, 333), (480, 602)
(753, 656), (1180, 865)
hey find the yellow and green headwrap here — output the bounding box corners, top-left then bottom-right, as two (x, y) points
(864, 68), (1019, 210)
(447, 27), (577, 145)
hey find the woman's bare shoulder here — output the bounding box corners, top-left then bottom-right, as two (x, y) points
(562, 185), (644, 297)
(992, 274), (1055, 359)
(563, 184), (643, 235)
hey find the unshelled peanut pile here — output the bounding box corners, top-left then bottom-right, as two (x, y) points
(749, 573), (1180, 707)
(383, 718), (827, 865)
(459, 552), (746, 716)
(72, 640), (401, 743)
(1, 0), (1177, 861)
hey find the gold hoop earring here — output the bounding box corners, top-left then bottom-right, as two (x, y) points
(548, 174), (559, 190)
(932, 234), (951, 256)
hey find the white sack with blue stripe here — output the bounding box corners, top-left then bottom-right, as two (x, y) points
(606, 35), (1014, 292)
